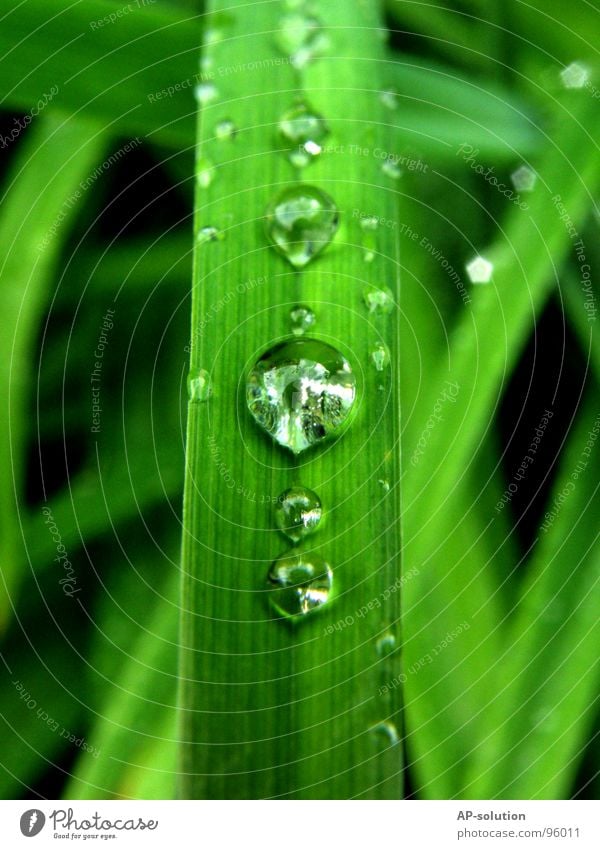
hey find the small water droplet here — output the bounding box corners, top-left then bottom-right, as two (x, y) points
(510, 164), (537, 193)
(380, 86), (400, 110)
(289, 305), (316, 336)
(194, 82), (218, 106)
(466, 255), (493, 284)
(197, 157), (216, 188)
(370, 720), (399, 747)
(275, 486), (322, 543)
(267, 552), (333, 619)
(187, 367), (212, 402)
(560, 61), (590, 89)
(247, 338), (356, 454)
(370, 342), (390, 371)
(276, 13), (329, 69)
(376, 633), (396, 656)
(264, 185), (339, 268)
(204, 12), (234, 45)
(359, 215), (379, 262)
(215, 119), (237, 140)
(381, 159), (402, 180)
(197, 225), (225, 244)
(363, 285), (395, 314)
(378, 478), (390, 493)
(200, 55), (214, 73)
(279, 102), (329, 168)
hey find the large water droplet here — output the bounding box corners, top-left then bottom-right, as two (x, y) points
(197, 157), (216, 188)
(289, 305), (316, 336)
(279, 102), (329, 168)
(275, 486), (322, 542)
(215, 119), (237, 140)
(265, 185), (339, 268)
(187, 368), (212, 402)
(276, 14), (329, 69)
(247, 338), (356, 454)
(371, 342), (390, 371)
(194, 82), (218, 106)
(267, 552), (333, 619)
(197, 225), (225, 245)
(363, 285), (395, 314)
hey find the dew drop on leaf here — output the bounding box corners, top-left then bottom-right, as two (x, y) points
(187, 368), (212, 402)
(289, 305), (316, 336)
(363, 285), (395, 314)
(380, 86), (400, 110)
(376, 633), (396, 656)
(370, 342), (390, 371)
(197, 225), (225, 244)
(194, 82), (219, 106)
(246, 338), (356, 454)
(215, 119), (238, 140)
(275, 486), (322, 543)
(381, 159), (402, 180)
(197, 157), (216, 188)
(370, 721), (400, 747)
(279, 102), (329, 168)
(267, 552), (333, 619)
(264, 185), (339, 268)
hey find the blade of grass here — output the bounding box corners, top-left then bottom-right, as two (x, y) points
(179, 0), (404, 799)
(0, 113), (107, 631)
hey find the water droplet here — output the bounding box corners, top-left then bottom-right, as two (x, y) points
(363, 285), (395, 314)
(289, 305), (316, 336)
(359, 214), (379, 262)
(200, 55), (214, 73)
(279, 102), (329, 168)
(204, 12), (234, 45)
(378, 478), (390, 493)
(275, 486), (322, 543)
(370, 342), (390, 371)
(247, 338), (356, 454)
(197, 225), (225, 244)
(370, 721), (399, 747)
(560, 61), (590, 89)
(376, 633), (396, 656)
(264, 185), (339, 268)
(215, 119), (237, 140)
(197, 157), (216, 188)
(276, 13), (329, 69)
(380, 86), (400, 110)
(510, 164), (537, 193)
(194, 82), (218, 106)
(466, 255), (493, 284)
(381, 159), (402, 180)
(267, 552), (333, 619)
(187, 368), (212, 402)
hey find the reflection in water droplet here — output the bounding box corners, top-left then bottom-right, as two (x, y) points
(466, 255), (493, 284)
(187, 368), (212, 402)
(371, 721), (400, 747)
(215, 119), (237, 140)
(247, 338), (356, 454)
(197, 157), (216, 188)
(197, 226), (225, 244)
(560, 61), (590, 89)
(381, 159), (402, 180)
(268, 552), (333, 619)
(265, 185), (339, 268)
(276, 13), (330, 68)
(289, 305), (316, 336)
(378, 478), (390, 493)
(279, 102), (329, 168)
(371, 342), (390, 371)
(359, 215), (379, 262)
(363, 285), (395, 314)
(194, 82), (218, 105)
(275, 486), (322, 543)
(510, 164), (537, 193)
(376, 633), (396, 656)
(380, 87), (400, 110)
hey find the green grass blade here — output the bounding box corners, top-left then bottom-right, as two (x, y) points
(179, 0), (404, 799)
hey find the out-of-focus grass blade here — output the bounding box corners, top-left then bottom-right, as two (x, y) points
(0, 114), (107, 631)
(466, 392), (600, 798)
(0, 0), (199, 148)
